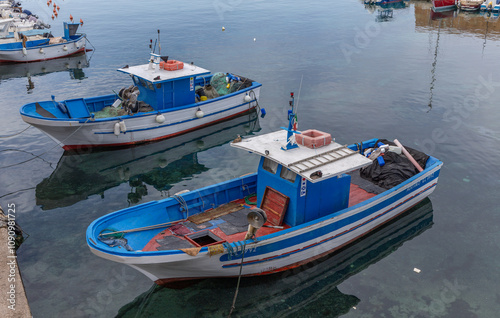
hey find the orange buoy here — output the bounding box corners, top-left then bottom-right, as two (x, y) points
(80, 18), (84, 26)
(51, 14), (54, 20)
(57, 6), (60, 10)
(54, 11), (58, 17)
(70, 14), (73, 22)
(47, 1), (50, 6)
(53, 3), (56, 8)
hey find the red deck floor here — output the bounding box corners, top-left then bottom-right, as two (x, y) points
(143, 183), (376, 252)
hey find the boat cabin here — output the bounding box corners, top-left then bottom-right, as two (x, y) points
(118, 54), (211, 111)
(232, 130), (373, 226)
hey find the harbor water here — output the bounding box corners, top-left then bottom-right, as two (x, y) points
(0, 0), (499, 317)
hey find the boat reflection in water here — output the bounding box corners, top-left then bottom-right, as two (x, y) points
(35, 111), (260, 210)
(115, 198), (434, 318)
(0, 52), (89, 92)
(362, 0), (409, 22)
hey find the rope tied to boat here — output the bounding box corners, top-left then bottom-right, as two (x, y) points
(0, 126), (32, 138)
(173, 194), (189, 219)
(0, 118), (92, 170)
(228, 240), (247, 318)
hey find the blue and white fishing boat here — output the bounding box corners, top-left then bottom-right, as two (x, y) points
(0, 21), (85, 63)
(20, 50), (262, 150)
(86, 93), (442, 286)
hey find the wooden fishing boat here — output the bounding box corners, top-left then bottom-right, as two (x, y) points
(0, 22), (85, 63)
(116, 198), (433, 315)
(86, 94), (442, 286)
(20, 51), (262, 150)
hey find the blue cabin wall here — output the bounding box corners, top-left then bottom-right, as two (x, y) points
(133, 77), (196, 110)
(256, 157), (351, 227)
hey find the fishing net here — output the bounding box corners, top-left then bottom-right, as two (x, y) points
(210, 72), (232, 96)
(93, 106), (128, 119)
(209, 72), (251, 96)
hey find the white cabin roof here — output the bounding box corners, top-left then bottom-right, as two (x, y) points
(117, 60), (210, 83)
(231, 130), (373, 183)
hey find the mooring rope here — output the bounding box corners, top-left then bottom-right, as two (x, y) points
(0, 118), (91, 170)
(0, 126), (32, 138)
(228, 241), (247, 318)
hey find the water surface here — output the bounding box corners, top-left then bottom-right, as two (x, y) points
(0, 0), (499, 317)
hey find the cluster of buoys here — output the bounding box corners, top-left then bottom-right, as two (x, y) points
(47, 0), (60, 19)
(46, 0), (84, 25)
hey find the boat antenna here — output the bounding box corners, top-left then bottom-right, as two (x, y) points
(295, 74), (303, 114)
(158, 29), (161, 55)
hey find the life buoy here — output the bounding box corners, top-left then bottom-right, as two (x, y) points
(160, 60), (184, 71)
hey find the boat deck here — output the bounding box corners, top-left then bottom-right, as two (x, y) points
(142, 174), (384, 253)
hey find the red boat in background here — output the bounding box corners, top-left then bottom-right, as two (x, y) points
(432, 0), (458, 11)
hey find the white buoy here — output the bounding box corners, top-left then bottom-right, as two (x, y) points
(22, 47), (27, 55)
(119, 121), (127, 132)
(222, 26), (225, 31)
(39, 48), (44, 54)
(195, 109), (204, 118)
(244, 94), (252, 103)
(253, 38), (256, 42)
(156, 114), (165, 123)
(114, 122), (120, 136)
(63, 45), (68, 51)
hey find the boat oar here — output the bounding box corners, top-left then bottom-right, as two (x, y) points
(98, 220), (179, 237)
(394, 139), (423, 172)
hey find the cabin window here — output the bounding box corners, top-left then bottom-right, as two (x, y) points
(146, 81), (154, 91)
(280, 167), (297, 183)
(262, 158), (278, 174)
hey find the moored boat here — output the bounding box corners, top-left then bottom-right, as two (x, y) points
(480, 0), (500, 11)
(459, 0), (483, 10)
(86, 93), (443, 287)
(20, 50), (262, 150)
(0, 21), (85, 63)
(432, 0), (458, 11)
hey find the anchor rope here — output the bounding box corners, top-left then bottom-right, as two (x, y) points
(0, 118), (91, 170)
(228, 240), (247, 318)
(0, 125), (32, 138)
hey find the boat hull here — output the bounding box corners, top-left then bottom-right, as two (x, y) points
(0, 35), (86, 63)
(87, 157), (442, 285)
(21, 87), (261, 150)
